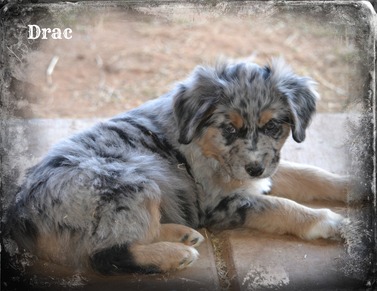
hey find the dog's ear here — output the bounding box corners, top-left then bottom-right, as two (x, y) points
(173, 66), (222, 144)
(283, 77), (319, 143)
(269, 59), (319, 143)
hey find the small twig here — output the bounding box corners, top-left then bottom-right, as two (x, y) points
(284, 32), (299, 46)
(46, 56), (59, 86)
(95, 55), (103, 68)
(7, 46), (22, 63)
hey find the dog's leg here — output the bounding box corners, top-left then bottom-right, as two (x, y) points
(90, 241), (199, 274)
(244, 195), (347, 239)
(89, 198), (201, 274)
(270, 160), (349, 202)
(207, 194), (348, 240)
(131, 242), (199, 272)
(157, 224), (204, 247)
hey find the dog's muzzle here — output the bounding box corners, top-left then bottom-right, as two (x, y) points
(245, 162), (264, 177)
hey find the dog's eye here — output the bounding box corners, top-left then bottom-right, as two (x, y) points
(265, 121), (277, 131)
(224, 124), (237, 134)
(262, 120), (281, 136)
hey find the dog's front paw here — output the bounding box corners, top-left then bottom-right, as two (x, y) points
(179, 229), (205, 248)
(304, 209), (349, 240)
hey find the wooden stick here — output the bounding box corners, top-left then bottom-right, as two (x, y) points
(46, 56), (59, 85)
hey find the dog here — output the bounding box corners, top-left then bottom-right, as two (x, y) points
(7, 58), (349, 274)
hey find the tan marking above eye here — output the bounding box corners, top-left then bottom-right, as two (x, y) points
(228, 111), (244, 129)
(258, 110), (275, 127)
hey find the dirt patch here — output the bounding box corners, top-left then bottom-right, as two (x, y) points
(12, 6), (363, 118)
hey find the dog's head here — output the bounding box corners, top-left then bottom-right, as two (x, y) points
(173, 59), (318, 179)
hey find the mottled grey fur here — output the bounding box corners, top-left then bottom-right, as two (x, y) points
(7, 59), (318, 272)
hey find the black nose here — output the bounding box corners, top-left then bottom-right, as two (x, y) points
(245, 163), (264, 177)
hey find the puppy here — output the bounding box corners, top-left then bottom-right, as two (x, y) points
(7, 59), (349, 274)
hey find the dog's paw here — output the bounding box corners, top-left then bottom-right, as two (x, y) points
(159, 224), (205, 248)
(304, 209), (349, 240)
(179, 229), (205, 248)
(177, 246), (199, 270)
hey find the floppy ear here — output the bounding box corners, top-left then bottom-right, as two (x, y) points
(269, 59), (319, 143)
(284, 77), (318, 143)
(173, 66), (222, 144)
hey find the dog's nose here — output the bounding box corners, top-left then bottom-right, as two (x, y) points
(245, 163), (264, 177)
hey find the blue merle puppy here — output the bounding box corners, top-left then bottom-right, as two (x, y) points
(7, 59), (349, 274)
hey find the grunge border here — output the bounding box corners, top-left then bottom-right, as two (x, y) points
(1, 1), (375, 290)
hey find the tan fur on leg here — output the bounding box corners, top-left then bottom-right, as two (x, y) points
(245, 195), (347, 240)
(130, 242), (199, 272)
(270, 160), (349, 203)
(157, 224), (204, 247)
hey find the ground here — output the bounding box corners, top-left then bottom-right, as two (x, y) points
(13, 6), (363, 118)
